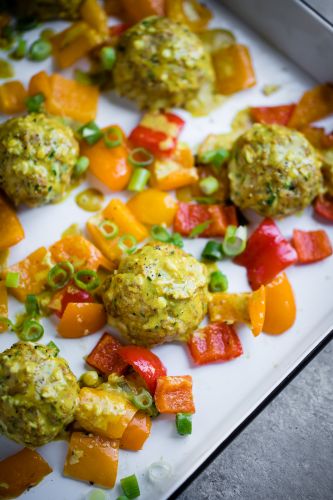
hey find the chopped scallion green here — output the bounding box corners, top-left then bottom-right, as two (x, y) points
(47, 261), (74, 290)
(128, 168), (150, 192)
(28, 38), (52, 61)
(199, 176), (219, 195)
(201, 241), (223, 261)
(150, 225), (171, 243)
(0, 316), (15, 332)
(74, 269), (100, 292)
(222, 225), (247, 257)
(189, 220), (212, 238)
(120, 474), (140, 499)
(128, 148), (154, 168)
(74, 156), (90, 177)
(10, 38), (27, 60)
(131, 388), (153, 411)
(103, 126), (123, 148)
(118, 234), (137, 254)
(100, 46), (116, 70)
(170, 232), (184, 248)
(78, 121), (103, 145)
(98, 220), (119, 240)
(25, 92), (45, 113)
(5, 272), (20, 288)
(47, 340), (60, 356)
(176, 413), (192, 435)
(25, 294), (39, 318)
(18, 319), (44, 341)
(209, 270), (228, 292)
(199, 148), (229, 168)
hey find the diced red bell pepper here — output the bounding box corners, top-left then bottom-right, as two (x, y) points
(86, 332), (128, 375)
(250, 104), (295, 126)
(109, 23), (130, 37)
(118, 346), (167, 394)
(292, 229), (332, 264)
(49, 282), (95, 318)
(129, 112), (185, 157)
(188, 322), (243, 365)
(314, 194), (333, 222)
(173, 202), (238, 237)
(235, 218), (298, 289)
(154, 375), (195, 414)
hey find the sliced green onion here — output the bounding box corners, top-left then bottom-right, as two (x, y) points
(25, 294), (39, 318)
(103, 126), (123, 148)
(120, 474), (140, 499)
(189, 220), (212, 238)
(47, 261), (74, 290)
(148, 460), (172, 483)
(25, 92), (45, 113)
(118, 234), (137, 254)
(5, 272), (20, 288)
(128, 168), (150, 192)
(28, 38), (52, 61)
(170, 232), (184, 248)
(10, 38), (27, 60)
(74, 156), (90, 177)
(128, 148), (154, 167)
(199, 176), (219, 195)
(87, 489), (108, 500)
(150, 225), (171, 243)
(98, 220), (119, 240)
(78, 121), (103, 145)
(201, 240), (223, 261)
(209, 271), (228, 292)
(100, 46), (116, 70)
(81, 370), (100, 388)
(0, 316), (15, 332)
(47, 340), (60, 356)
(131, 389), (153, 410)
(222, 225), (247, 257)
(176, 413), (192, 435)
(74, 270), (100, 291)
(18, 319), (44, 341)
(200, 148), (229, 168)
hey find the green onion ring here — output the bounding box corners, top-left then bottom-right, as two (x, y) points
(98, 220), (119, 240)
(74, 269), (101, 291)
(47, 261), (74, 290)
(18, 319), (44, 341)
(103, 126), (123, 148)
(128, 147), (154, 167)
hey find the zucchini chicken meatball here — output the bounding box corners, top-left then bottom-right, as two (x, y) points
(8, 0), (83, 20)
(0, 342), (79, 448)
(102, 242), (209, 346)
(0, 113), (79, 207)
(228, 123), (323, 218)
(113, 16), (215, 111)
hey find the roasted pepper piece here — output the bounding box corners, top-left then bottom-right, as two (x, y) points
(120, 411), (152, 451)
(80, 0), (108, 38)
(166, 0), (212, 32)
(64, 432), (119, 488)
(103, 198), (149, 241)
(49, 283), (94, 317)
(263, 273), (296, 335)
(0, 280), (8, 333)
(122, 0), (165, 22)
(235, 218), (298, 289)
(150, 157), (198, 191)
(208, 286), (266, 337)
(86, 332), (128, 375)
(49, 235), (113, 271)
(0, 195), (25, 249)
(81, 127), (132, 191)
(314, 194), (333, 222)
(250, 104), (295, 126)
(58, 302), (106, 338)
(288, 83), (333, 129)
(155, 375), (195, 414)
(127, 189), (178, 226)
(213, 44), (256, 95)
(173, 202), (238, 237)
(118, 346), (167, 394)
(292, 229), (332, 264)
(86, 216), (122, 263)
(76, 387), (137, 438)
(188, 322), (243, 365)
(5, 247), (51, 302)
(0, 80), (27, 114)
(0, 448), (52, 500)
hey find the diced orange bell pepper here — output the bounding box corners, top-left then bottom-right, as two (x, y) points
(122, 0), (165, 22)
(64, 432), (118, 488)
(103, 198), (149, 241)
(213, 44), (256, 95)
(0, 280), (8, 333)
(0, 448), (52, 500)
(49, 235), (113, 271)
(155, 375), (195, 414)
(120, 411), (152, 451)
(76, 387), (137, 438)
(5, 247), (51, 302)
(166, 0), (212, 32)
(208, 286), (266, 336)
(0, 195), (25, 249)
(292, 229), (332, 264)
(57, 302), (106, 338)
(81, 127), (132, 191)
(150, 158), (198, 191)
(288, 83), (333, 129)
(173, 142), (195, 168)
(86, 332), (128, 375)
(0, 80), (27, 114)
(127, 189), (178, 226)
(263, 273), (296, 335)
(51, 21), (103, 69)
(104, 0), (125, 16)
(80, 0), (109, 37)
(86, 217), (122, 263)
(28, 71), (99, 122)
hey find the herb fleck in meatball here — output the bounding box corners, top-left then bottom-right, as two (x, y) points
(228, 124), (323, 217)
(113, 16), (215, 112)
(0, 113), (79, 207)
(0, 342), (79, 448)
(102, 242), (208, 346)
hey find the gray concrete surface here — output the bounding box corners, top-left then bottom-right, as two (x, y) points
(178, 341), (333, 500)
